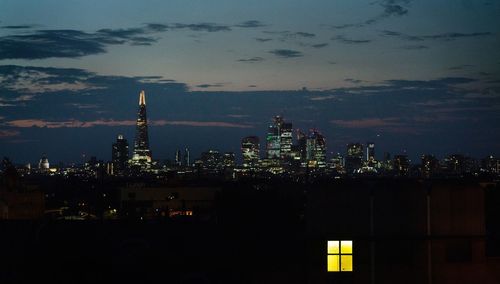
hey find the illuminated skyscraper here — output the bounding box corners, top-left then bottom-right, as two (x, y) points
(223, 152), (236, 167)
(330, 153), (345, 173)
(306, 129), (327, 168)
(266, 115), (293, 161)
(131, 90), (152, 168)
(345, 143), (363, 174)
(200, 150), (222, 170)
(183, 148), (190, 167)
(266, 116), (282, 160)
(112, 134), (129, 174)
(366, 142), (375, 161)
(280, 121), (293, 160)
(241, 136), (260, 167)
(296, 130), (307, 161)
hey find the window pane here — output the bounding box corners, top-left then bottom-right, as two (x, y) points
(327, 255), (340, 272)
(328, 241), (339, 254)
(341, 255), (353, 271)
(341, 240), (352, 254)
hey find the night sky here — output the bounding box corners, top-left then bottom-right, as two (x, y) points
(0, 0), (499, 164)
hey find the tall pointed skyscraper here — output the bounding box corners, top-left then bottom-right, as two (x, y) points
(131, 90), (152, 168)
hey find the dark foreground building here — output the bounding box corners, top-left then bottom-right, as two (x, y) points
(0, 178), (499, 283)
(306, 179), (500, 284)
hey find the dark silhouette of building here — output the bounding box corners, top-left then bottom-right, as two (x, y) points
(307, 179), (500, 284)
(175, 149), (182, 166)
(421, 154), (439, 178)
(112, 134), (129, 175)
(0, 158), (44, 219)
(183, 147), (190, 167)
(393, 154), (410, 176)
(481, 155), (499, 174)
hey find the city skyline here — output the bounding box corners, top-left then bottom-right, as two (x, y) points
(1, 2), (500, 282)
(0, 0), (499, 163)
(1, 86), (500, 165)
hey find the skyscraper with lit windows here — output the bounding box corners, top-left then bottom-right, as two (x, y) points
(266, 115), (293, 162)
(266, 116), (282, 160)
(130, 90), (152, 169)
(306, 129), (327, 168)
(366, 142), (375, 161)
(241, 136), (260, 167)
(280, 121), (293, 160)
(345, 143), (363, 174)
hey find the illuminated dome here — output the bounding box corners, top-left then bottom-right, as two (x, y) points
(38, 154), (49, 170)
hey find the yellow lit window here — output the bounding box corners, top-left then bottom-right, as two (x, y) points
(327, 240), (353, 272)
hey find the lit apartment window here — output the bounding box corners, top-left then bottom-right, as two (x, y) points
(327, 240), (353, 272)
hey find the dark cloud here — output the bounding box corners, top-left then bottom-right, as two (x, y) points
(129, 36), (157, 46)
(380, 30), (423, 41)
(381, 0), (410, 16)
(168, 23), (231, 32)
(255, 38), (272, 42)
(311, 43), (329, 48)
(263, 31), (316, 42)
(295, 32), (315, 38)
(0, 30), (107, 60)
(332, 0), (412, 29)
(237, 57), (265, 63)
(400, 45), (429, 50)
(0, 25), (164, 60)
(331, 24), (357, 30)
(95, 27), (158, 45)
(134, 76), (164, 80)
(1, 25), (36, 29)
(422, 32), (493, 41)
(0, 65), (187, 99)
(195, 83), (225, 88)
(331, 35), (372, 44)
(269, 49), (303, 58)
(0, 21), (238, 60)
(235, 20), (266, 28)
(145, 23), (169, 32)
(146, 22), (232, 32)
(384, 77), (477, 88)
(381, 30), (493, 41)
